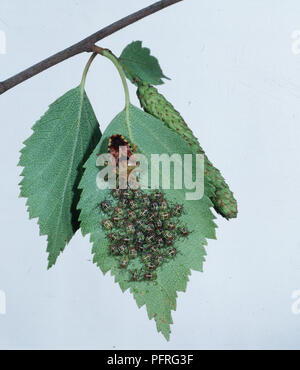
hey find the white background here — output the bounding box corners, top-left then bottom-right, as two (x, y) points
(0, 0), (300, 349)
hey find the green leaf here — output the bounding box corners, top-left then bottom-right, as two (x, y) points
(119, 41), (169, 85)
(78, 105), (216, 340)
(19, 86), (101, 268)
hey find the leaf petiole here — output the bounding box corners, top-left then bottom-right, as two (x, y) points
(101, 49), (131, 113)
(80, 52), (98, 90)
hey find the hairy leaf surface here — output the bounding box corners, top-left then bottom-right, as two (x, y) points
(19, 86), (101, 268)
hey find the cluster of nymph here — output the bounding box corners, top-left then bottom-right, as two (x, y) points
(101, 189), (190, 281)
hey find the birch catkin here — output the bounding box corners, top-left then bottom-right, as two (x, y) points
(137, 82), (237, 219)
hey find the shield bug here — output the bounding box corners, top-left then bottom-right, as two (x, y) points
(118, 244), (127, 255)
(155, 219), (163, 229)
(111, 189), (121, 199)
(140, 208), (149, 217)
(160, 199), (168, 211)
(144, 272), (157, 281)
(142, 195), (151, 207)
(167, 239), (174, 246)
(129, 247), (137, 259)
(149, 246), (159, 255)
(100, 201), (111, 213)
(113, 206), (124, 217)
(142, 253), (153, 263)
(129, 199), (138, 210)
(102, 219), (113, 230)
(145, 223), (154, 233)
(151, 191), (163, 200)
(156, 254), (164, 265)
(145, 233), (155, 243)
(163, 231), (173, 240)
(107, 232), (117, 241)
(127, 223), (135, 234)
(161, 212), (171, 220)
(136, 242), (144, 252)
(151, 202), (160, 211)
(135, 219), (144, 228)
(122, 235), (132, 243)
(146, 262), (157, 271)
(167, 248), (177, 257)
(178, 227), (190, 237)
(128, 210), (136, 221)
(166, 222), (176, 230)
(130, 269), (140, 281)
(157, 238), (165, 248)
(111, 215), (122, 224)
(118, 196), (128, 207)
(173, 204), (183, 216)
(109, 245), (119, 255)
(136, 231), (145, 242)
(120, 256), (129, 268)
(133, 190), (143, 200)
(149, 211), (158, 221)
(123, 189), (134, 200)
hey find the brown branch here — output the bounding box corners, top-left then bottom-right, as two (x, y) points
(0, 0), (183, 95)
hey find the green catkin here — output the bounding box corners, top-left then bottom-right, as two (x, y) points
(137, 81), (237, 219)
